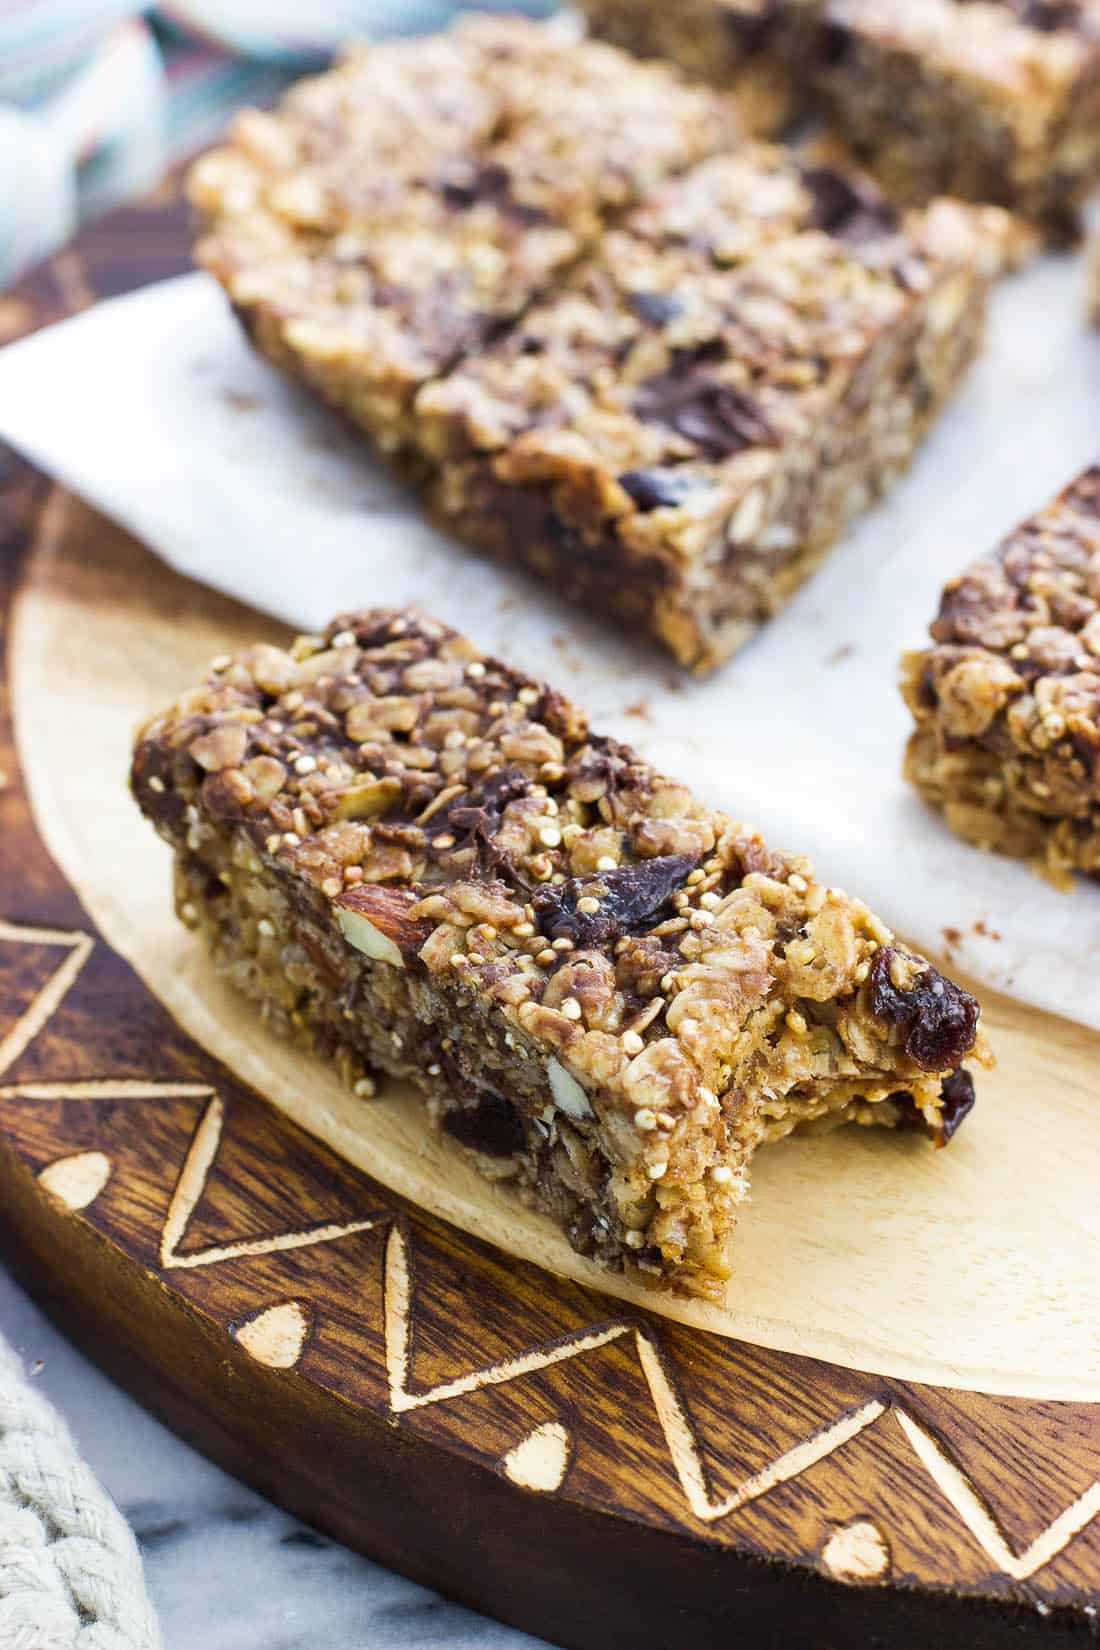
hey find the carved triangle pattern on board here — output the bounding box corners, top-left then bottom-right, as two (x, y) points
(0, 914), (1098, 1584)
(0, 919), (95, 1080)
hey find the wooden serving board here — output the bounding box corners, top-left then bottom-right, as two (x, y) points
(1, 192), (1099, 1650)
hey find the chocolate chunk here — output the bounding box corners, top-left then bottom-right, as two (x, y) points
(443, 1093), (526, 1158)
(565, 739), (635, 803)
(635, 352), (775, 461)
(665, 384), (774, 458)
(722, 4), (778, 56)
(130, 739), (188, 831)
(817, 15), (852, 62)
(868, 947), (980, 1072)
(619, 467), (705, 512)
(533, 853), (698, 947)
(440, 162), (513, 210)
(801, 167), (900, 245)
(891, 1066), (976, 1146)
(628, 291), (684, 327)
(439, 163), (549, 226)
(434, 765), (531, 878)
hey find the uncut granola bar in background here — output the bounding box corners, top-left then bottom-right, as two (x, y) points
(565, 0), (813, 136)
(901, 467), (1100, 887)
(578, 0), (1100, 232)
(417, 150), (1001, 670)
(803, 0), (1100, 234)
(188, 16), (739, 453)
(132, 608), (987, 1300)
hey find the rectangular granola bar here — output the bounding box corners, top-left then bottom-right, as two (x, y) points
(132, 608), (985, 1299)
(579, 0), (1100, 230)
(901, 467), (1100, 886)
(417, 152), (995, 670)
(189, 16), (739, 451)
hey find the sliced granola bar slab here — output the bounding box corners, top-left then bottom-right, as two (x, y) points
(189, 16), (738, 452)
(902, 467), (1100, 886)
(132, 608), (986, 1299)
(416, 152), (997, 669)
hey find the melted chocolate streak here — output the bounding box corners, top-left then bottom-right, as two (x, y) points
(430, 766), (533, 879)
(633, 348), (777, 462)
(423, 746), (702, 950)
(533, 853), (701, 948)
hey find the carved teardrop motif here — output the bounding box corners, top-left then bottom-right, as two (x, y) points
(821, 1519), (891, 1583)
(501, 1421), (571, 1493)
(38, 1150), (111, 1211)
(233, 1300), (310, 1370)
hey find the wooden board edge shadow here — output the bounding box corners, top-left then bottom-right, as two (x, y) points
(0, 1144), (1089, 1650)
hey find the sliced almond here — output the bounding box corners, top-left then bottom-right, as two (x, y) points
(334, 885), (432, 971)
(547, 1057), (592, 1120)
(242, 755), (287, 802)
(332, 776), (402, 820)
(189, 723), (248, 772)
(336, 906), (405, 969)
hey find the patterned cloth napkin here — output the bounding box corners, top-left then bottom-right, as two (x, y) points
(0, 1), (558, 288)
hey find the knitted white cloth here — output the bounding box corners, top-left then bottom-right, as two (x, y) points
(0, 1331), (162, 1650)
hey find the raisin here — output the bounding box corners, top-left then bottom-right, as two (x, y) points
(937, 1066), (977, 1140)
(891, 1066), (976, 1146)
(868, 947), (980, 1071)
(533, 853), (699, 947)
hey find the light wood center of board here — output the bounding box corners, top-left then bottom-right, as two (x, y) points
(14, 495), (1100, 1400)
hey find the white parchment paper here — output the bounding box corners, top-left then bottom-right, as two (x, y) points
(0, 266), (1097, 1028)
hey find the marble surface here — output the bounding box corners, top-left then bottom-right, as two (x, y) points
(1, 1267), (547, 1650)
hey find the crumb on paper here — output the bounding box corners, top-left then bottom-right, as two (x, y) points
(223, 389), (261, 414)
(551, 632), (583, 672)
